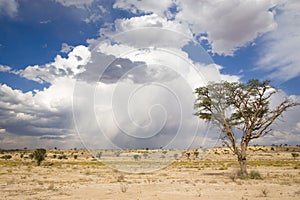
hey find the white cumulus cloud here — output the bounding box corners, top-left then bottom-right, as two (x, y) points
(0, 0), (18, 18)
(114, 0), (277, 56)
(257, 0), (300, 82)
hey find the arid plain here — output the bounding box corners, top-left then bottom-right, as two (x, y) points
(1, 146), (300, 200)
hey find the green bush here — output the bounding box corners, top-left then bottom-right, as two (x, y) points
(249, 170), (262, 179)
(291, 152), (299, 159)
(133, 154), (140, 161)
(1, 155), (12, 160)
(32, 149), (46, 166)
(58, 155), (67, 159)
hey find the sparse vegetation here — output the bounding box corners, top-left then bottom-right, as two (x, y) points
(120, 182), (128, 193)
(1, 155), (12, 160)
(58, 155), (67, 160)
(261, 188), (268, 197)
(249, 170), (262, 179)
(32, 149), (46, 166)
(133, 154), (140, 161)
(96, 152), (102, 159)
(291, 152), (299, 159)
(1, 146), (300, 199)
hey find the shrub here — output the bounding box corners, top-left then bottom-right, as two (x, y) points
(143, 153), (148, 159)
(96, 152), (102, 159)
(58, 155), (67, 159)
(133, 154), (140, 161)
(173, 153), (178, 159)
(270, 147), (275, 151)
(291, 152), (299, 159)
(32, 149), (46, 166)
(249, 170), (262, 179)
(1, 155), (12, 160)
(73, 155), (78, 159)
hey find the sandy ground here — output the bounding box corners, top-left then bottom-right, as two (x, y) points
(0, 146), (300, 200)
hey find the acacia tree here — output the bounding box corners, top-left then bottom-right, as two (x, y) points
(194, 80), (299, 175)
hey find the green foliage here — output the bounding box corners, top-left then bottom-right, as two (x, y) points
(32, 148), (46, 166)
(194, 79), (299, 175)
(1, 155), (12, 160)
(194, 80), (273, 127)
(291, 152), (299, 159)
(133, 154), (140, 161)
(58, 155), (67, 159)
(249, 170), (262, 179)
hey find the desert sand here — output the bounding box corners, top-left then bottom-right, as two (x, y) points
(1, 146), (300, 199)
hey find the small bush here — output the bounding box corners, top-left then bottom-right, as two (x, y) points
(249, 170), (262, 179)
(73, 155), (78, 159)
(174, 153), (178, 159)
(32, 148), (46, 166)
(1, 155), (12, 160)
(120, 183), (128, 193)
(133, 154), (140, 161)
(270, 147), (275, 151)
(58, 155), (67, 159)
(291, 152), (299, 159)
(96, 152), (102, 159)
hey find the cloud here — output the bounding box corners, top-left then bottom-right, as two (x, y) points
(113, 0), (174, 17)
(257, 0), (300, 82)
(114, 0), (277, 56)
(176, 0), (277, 55)
(0, 65), (11, 72)
(72, 39), (239, 150)
(0, 77), (75, 136)
(0, 0), (18, 18)
(19, 45), (91, 84)
(60, 43), (74, 53)
(102, 14), (192, 49)
(53, 0), (94, 8)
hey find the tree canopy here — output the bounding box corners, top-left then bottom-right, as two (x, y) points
(194, 80), (299, 175)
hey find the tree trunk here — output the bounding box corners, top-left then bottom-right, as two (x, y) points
(238, 143), (248, 175)
(238, 158), (247, 175)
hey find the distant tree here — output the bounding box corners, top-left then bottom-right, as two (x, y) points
(194, 80), (299, 175)
(32, 148), (46, 166)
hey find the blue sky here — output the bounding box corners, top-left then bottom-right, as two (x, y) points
(0, 0), (300, 149)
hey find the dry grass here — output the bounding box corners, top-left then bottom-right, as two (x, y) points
(0, 146), (299, 199)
